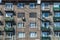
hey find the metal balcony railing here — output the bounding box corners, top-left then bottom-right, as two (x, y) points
(4, 7), (14, 11)
(41, 27), (50, 31)
(5, 17), (14, 21)
(53, 27), (60, 31)
(4, 27), (14, 32)
(53, 17), (60, 21)
(41, 36), (51, 40)
(53, 7), (60, 11)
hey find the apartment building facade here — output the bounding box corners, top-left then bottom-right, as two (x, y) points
(0, 0), (40, 40)
(0, 0), (60, 40)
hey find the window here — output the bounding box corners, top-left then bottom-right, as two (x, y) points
(0, 32), (3, 35)
(54, 22), (60, 27)
(6, 12), (13, 17)
(6, 32), (13, 36)
(18, 13), (25, 18)
(18, 32), (25, 38)
(41, 3), (49, 9)
(29, 3), (36, 8)
(42, 22), (50, 28)
(5, 3), (13, 9)
(0, 12), (3, 16)
(30, 22), (36, 28)
(29, 12), (37, 18)
(30, 32), (37, 38)
(42, 32), (50, 37)
(6, 22), (12, 28)
(0, 22), (3, 25)
(17, 3), (24, 8)
(54, 12), (60, 17)
(18, 22), (24, 28)
(42, 12), (49, 17)
(55, 32), (60, 37)
(53, 3), (60, 8)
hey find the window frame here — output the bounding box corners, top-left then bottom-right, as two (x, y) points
(17, 22), (24, 28)
(29, 3), (36, 9)
(30, 32), (37, 38)
(17, 3), (24, 8)
(5, 3), (13, 9)
(18, 32), (25, 38)
(29, 12), (37, 18)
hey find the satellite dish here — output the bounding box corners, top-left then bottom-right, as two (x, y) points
(37, 0), (41, 4)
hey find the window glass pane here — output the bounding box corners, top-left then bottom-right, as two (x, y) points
(17, 3), (24, 8)
(6, 32), (13, 36)
(42, 12), (49, 17)
(42, 22), (49, 28)
(18, 22), (24, 28)
(6, 12), (13, 17)
(55, 12), (60, 17)
(6, 22), (12, 28)
(54, 32), (60, 36)
(18, 13), (25, 18)
(42, 32), (49, 37)
(41, 3), (49, 9)
(30, 22), (36, 28)
(54, 3), (60, 7)
(54, 22), (60, 27)
(29, 13), (37, 18)
(18, 32), (25, 38)
(30, 32), (37, 38)
(5, 3), (13, 8)
(30, 3), (36, 8)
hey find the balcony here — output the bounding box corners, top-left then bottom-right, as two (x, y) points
(53, 17), (60, 21)
(4, 27), (14, 32)
(41, 6), (50, 11)
(53, 27), (60, 31)
(41, 27), (50, 31)
(5, 17), (14, 21)
(53, 7), (60, 11)
(4, 7), (14, 11)
(41, 36), (51, 40)
(0, 28), (3, 31)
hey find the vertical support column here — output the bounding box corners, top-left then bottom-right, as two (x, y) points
(36, 5), (41, 40)
(50, 2), (55, 40)
(14, 5), (17, 40)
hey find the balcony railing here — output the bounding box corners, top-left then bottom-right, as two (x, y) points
(5, 17), (14, 21)
(53, 17), (60, 21)
(41, 36), (51, 40)
(41, 27), (50, 31)
(53, 27), (60, 31)
(4, 27), (14, 32)
(41, 6), (50, 11)
(53, 7), (60, 11)
(0, 28), (3, 31)
(4, 7), (14, 11)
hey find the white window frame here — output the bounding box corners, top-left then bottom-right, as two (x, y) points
(18, 32), (25, 38)
(30, 32), (37, 38)
(29, 3), (36, 9)
(18, 22), (24, 28)
(30, 22), (36, 28)
(5, 3), (13, 9)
